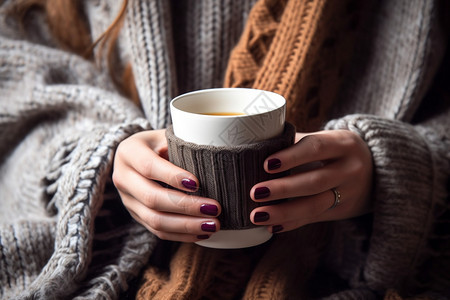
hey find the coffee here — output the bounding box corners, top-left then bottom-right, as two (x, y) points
(169, 88), (288, 248)
(170, 88), (285, 146)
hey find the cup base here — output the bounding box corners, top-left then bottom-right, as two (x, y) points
(195, 227), (272, 249)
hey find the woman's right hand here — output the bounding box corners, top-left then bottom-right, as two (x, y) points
(113, 129), (221, 242)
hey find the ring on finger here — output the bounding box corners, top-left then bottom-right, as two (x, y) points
(329, 188), (341, 210)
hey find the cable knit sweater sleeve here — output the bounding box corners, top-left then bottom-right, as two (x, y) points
(0, 0), (257, 298)
(325, 110), (450, 293)
(0, 3), (158, 299)
(321, 0), (450, 294)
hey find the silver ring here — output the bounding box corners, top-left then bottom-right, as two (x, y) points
(329, 188), (341, 210)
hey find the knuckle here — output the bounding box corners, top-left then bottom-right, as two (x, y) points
(154, 231), (169, 241)
(276, 180), (289, 196)
(168, 191), (191, 208)
(179, 199), (192, 215)
(350, 159), (365, 176)
(307, 135), (325, 154)
(277, 209), (290, 223)
(306, 171), (325, 187)
(340, 130), (361, 150)
(180, 194), (198, 214)
(111, 170), (124, 190)
(306, 198), (324, 217)
(183, 221), (191, 234)
(116, 137), (135, 156)
(144, 213), (162, 231)
(142, 189), (158, 208)
(115, 141), (126, 156)
(167, 190), (182, 206)
(140, 159), (156, 178)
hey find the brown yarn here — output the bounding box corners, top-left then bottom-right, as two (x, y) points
(137, 243), (266, 300)
(224, 0), (365, 132)
(7, 0), (92, 57)
(383, 289), (433, 300)
(137, 0), (369, 298)
(7, 0), (140, 106)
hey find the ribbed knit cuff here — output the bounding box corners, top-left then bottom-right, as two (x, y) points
(166, 123), (295, 229)
(325, 114), (440, 291)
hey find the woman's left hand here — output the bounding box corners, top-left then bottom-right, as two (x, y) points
(250, 129), (373, 233)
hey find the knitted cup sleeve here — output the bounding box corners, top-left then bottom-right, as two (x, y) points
(166, 122), (296, 229)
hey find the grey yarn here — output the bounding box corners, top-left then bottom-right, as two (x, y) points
(0, 0), (256, 298)
(166, 123), (295, 229)
(0, 0), (449, 299)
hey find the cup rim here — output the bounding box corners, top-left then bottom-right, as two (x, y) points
(170, 87), (286, 119)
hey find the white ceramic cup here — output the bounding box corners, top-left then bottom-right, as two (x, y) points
(169, 88), (286, 248)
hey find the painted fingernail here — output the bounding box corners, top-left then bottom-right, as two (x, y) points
(201, 222), (216, 232)
(272, 225), (284, 233)
(181, 178), (197, 191)
(254, 212), (270, 223)
(268, 158), (281, 170)
(200, 204), (219, 216)
(254, 187), (270, 199)
(197, 235), (210, 240)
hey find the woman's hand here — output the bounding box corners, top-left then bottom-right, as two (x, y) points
(113, 130), (221, 242)
(250, 129), (373, 233)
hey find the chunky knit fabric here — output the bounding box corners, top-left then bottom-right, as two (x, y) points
(0, 0), (449, 299)
(224, 0), (368, 132)
(138, 0), (450, 299)
(166, 123), (295, 229)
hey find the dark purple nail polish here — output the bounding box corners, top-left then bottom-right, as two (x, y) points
(254, 187), (270, 199)
(200, 204), (219, 216)
(268, 158), (281, 170)
(254, 212), (269, 223)
(181, 178), (197, 191)
(197, 234), (210, 240)
(201, 222), (216, 232)
(272, 225), (284, 233)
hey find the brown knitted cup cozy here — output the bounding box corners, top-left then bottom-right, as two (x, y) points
(166, 122), (295, 230)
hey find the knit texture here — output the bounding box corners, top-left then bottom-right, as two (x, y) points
(0, 0), (449, 299)
(224, 0), (368, 131)
(137, 0), (450, 299)
(325, 114), (449, 293)
(125, 0), (258, 129)
(137, 242), (268, 300)
(166, 123), (295, 229)
(0, 0), (256, 298)
(0, 30), (156, 298)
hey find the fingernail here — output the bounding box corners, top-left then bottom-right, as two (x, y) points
(268, 158), (281, 170)
(272, 225), (284, 233)
(197, 235), (210, 240)
(200, 204), (219, 216)
(254, 212), (270, 223)
(201, 222), (216, 232)
(181, 178), (197, 191)
(254, 187), (270, 199)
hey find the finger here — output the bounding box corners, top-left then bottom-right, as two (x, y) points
(118, 131), (200, 192)
(132, 209), (214, 243)
(117, 167), (221, 217)
(250, 189), (338, 227)
(251, 160), (345, 202)
(122, 193), (217, 243)
(264, 130), (350, 173)
(151, 231), (213, 243)
(127, 199), (220, 235)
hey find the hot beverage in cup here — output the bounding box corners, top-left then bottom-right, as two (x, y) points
(167, 88), (294, 248)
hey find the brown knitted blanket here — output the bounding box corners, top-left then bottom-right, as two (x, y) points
(137, 0), (368, 298)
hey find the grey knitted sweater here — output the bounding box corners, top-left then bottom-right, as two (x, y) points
(0, 0), (449, 299)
